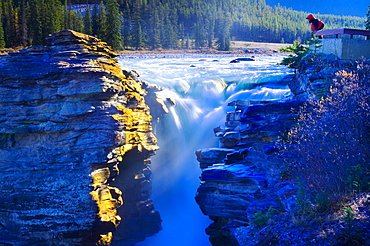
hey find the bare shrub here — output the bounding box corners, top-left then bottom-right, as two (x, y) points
(282, 65), (370, 201)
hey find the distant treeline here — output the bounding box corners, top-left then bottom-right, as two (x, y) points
(0, 0), (366, 50)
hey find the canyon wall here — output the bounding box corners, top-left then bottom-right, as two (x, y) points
(0, 30), (162, 246)
(195, 53), (357, 245)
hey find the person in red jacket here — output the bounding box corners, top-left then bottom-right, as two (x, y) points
(306, 14), (325, 38)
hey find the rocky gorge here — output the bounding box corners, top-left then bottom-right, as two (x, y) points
(0, 28), (368, 246)
(0, 30), (165, 245)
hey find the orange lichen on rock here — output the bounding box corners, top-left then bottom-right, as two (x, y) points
(112, 102), (158, 161)
(97, 233), (113, 246)
(90, 168), (123, 245)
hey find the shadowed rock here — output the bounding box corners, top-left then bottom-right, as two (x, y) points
(195, 98), (304, 245)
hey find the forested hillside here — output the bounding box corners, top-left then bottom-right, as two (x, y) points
(0, 0), (366, 50)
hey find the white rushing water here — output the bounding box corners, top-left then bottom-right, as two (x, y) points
(118, 54), (292, 246)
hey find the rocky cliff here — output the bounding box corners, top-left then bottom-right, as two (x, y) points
(195, 53), (360, 245)
(195, 99), (303, 246)
(288, 53), (356, 100)
(0, 30), (162, 245)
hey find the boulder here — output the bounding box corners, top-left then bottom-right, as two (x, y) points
(196, 164), (266, 221)
(195, 148), (234, 169)
(230, 57), (256, 63)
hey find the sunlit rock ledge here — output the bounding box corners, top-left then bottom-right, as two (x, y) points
(0, 30), (163, 245)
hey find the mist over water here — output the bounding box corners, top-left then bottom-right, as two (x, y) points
(118, 54), (292, 246)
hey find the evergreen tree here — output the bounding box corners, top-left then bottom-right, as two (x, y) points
(216, 14), (231, 51)
(121, 2), (130, 48)
(147, 0), (161, 49)
(0, 18), (5, 49)
(0, 2), (5, 48)
(41, 0), (51, 39)
(91, 4), (99, 36)
(64, 1), (83, 33)
(194, 15), (206, 48)
(106, 0), (123, 50)
(43, 0), (64, 37)
(71, 11), (84, 32)
(97, 1), (107, 40)
(19, 0), (28, 47)
(64, 0), (71, 29)
(161, 3), (178, 49)
(131, 0), (144, 49)
(84, 3), (92, 35)
(206, 11), (215, 48)
(28, 0), (43, 45)
(366, 5), (370, 30)
(3, 0), (16, 47)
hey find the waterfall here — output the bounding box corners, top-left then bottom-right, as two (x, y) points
(118, 54), (292, 246)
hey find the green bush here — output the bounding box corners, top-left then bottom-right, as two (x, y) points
(279, 40), (309, 68)
(279, 38), (323, 68)
(252, 206), (277, 227)
(296, 179), (312, 214)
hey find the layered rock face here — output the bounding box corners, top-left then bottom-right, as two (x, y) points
(195, 99), (303, 245)
(0, 30), (161, 245)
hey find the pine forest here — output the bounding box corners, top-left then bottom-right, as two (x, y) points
(0, 0), (366, 51)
